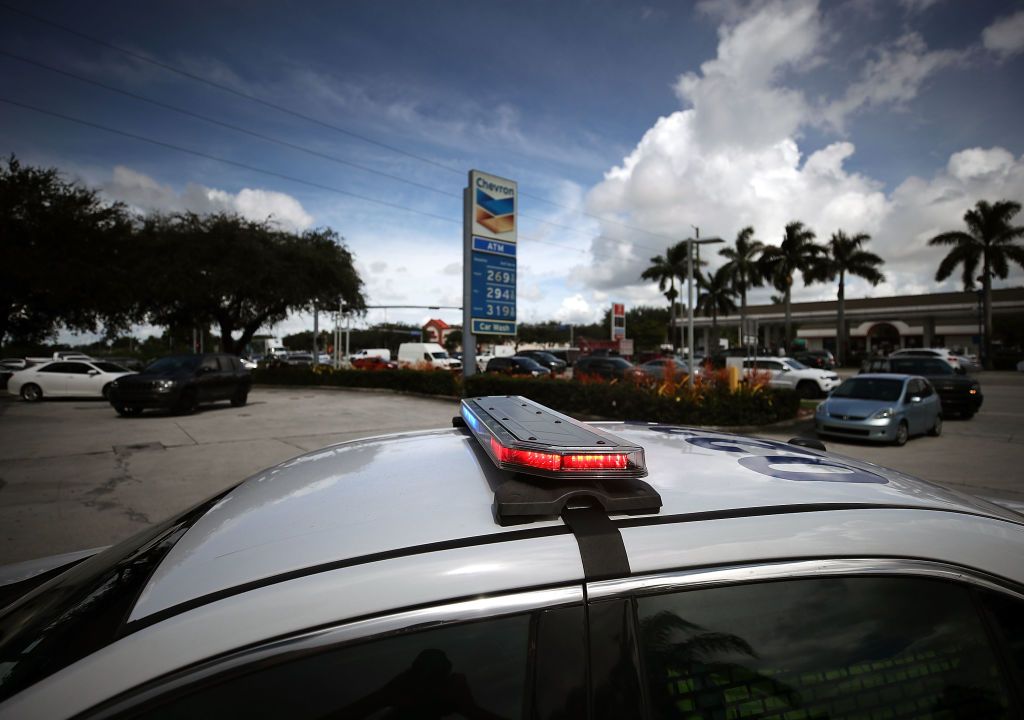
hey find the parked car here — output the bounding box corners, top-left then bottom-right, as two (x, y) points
(2, 395), (1022, 719)
(861, 356), (983, 418)
(485, 356), (551, 377)
(732, 357), (840, 398)
(890, 347), (962, 370)
(0, 358), (31, 371)
(352, 356), (398, 370)
(514, 350), (567, 374)
(816, 374), (942, 445)
(350, 348), (392, 362)
(6, 360), (135, 402)
(790, 349), (837, 369)
(573, 355), (641, 381)
(286, 353), (315, 366)
(636, 356), (689, 381)
(106, 353), (252, 416)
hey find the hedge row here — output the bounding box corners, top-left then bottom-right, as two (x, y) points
(253, 367), (800, 426)
(464, 374), (800, 426)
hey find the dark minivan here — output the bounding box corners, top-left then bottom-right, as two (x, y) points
(108, 353), (251, 416)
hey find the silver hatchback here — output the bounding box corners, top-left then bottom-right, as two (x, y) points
(815, 373), (942, 445)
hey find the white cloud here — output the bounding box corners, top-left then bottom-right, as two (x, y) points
(578, 1), (1024, 312)
(104, 166), (314, 231)
(982, 11), (1024, 58)
(822, 33), (965, 133)
(554, 294), (600, 325)
(674, 0), (821, 149)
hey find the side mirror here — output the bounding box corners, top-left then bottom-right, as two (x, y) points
(909, 395), (922, 404)
(781, 366), (791, 372)
(88, 369), (100, 376)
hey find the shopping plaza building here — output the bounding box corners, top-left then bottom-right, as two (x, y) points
(686, 287), (1024, 358)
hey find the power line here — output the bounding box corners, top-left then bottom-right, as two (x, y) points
(0, 49), (660, 251)
(0, 2), (683, 247)
(0, 96), (589, 255)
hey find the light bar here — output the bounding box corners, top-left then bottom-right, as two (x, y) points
(460, 396), (647, 480)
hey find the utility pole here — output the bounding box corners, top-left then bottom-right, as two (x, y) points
(685, 226), (724, 388)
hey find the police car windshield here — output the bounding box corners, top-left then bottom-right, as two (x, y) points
(832, 378), (904, 401)
(784, 359), (808, 369)
(146, 355), (201, 373)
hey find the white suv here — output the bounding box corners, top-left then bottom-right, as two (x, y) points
(736, 356), (841, 397)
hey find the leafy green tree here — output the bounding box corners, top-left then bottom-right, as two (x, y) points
(696, 266), (738, 351)
(137, 212), (365, 355)
(641, 242), (690, 352)
(0, 155), (136, 349)
(811, 231), (885, 365)
(929, 200), (1024, 369)
(718, 227), (764, 348)
(758, 221), (824, 351)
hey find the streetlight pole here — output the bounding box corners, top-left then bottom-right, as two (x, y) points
(685, 227), (723, 388)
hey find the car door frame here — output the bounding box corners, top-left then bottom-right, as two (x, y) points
(63, 585), (586, 720)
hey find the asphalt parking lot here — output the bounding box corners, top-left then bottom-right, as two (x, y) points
(1, 375), (1023, 565)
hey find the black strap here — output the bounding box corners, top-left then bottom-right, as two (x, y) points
(561, 505), (631, 581)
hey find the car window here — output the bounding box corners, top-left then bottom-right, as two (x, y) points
(121, 611), (552, 720)
(62, 362), (93, 374)
(783, 359), (807, 369)
(199, 355), (218, 372)
(146, 356), (201, 373)
(93, 362), (129, 373)
(982, 591), (1024, 681)
(920, 380), (934, 397)
(636, 577), (1016, 720)
(832, 377), (904, 401)
(37, 362), (73, 373)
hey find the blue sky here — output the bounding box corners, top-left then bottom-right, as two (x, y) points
(2, 0), (1023, 337)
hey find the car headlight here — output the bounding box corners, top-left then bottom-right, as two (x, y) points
(872, 408), (893, 419)
(969, 384), (979, 395)
(815, 402), (828, 415)
(156, 379), (177, 392)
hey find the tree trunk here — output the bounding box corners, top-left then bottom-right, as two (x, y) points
(669, 277), (676, 353)
(740, 285), (747, 352)
(711, 307), (719, 353)
(784, 285), (792, 352)
(983, 256), (993, 370)
(836, 271), (846, 366)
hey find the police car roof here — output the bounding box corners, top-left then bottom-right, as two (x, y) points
(129, 421), (1022, 622)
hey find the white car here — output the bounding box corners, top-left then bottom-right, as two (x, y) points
(7, 360), (135, 401)
(891, 347), (961, 370)
(1, 395), (1022, 718)
(736, 356), (841, 397)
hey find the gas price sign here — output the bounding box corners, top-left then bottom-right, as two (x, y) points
(466, 170), (517, 336)
(470, 240), (516, 335)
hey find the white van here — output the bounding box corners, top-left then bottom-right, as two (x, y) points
(350, 348), (391, 362)
(397, 343), (462, 370)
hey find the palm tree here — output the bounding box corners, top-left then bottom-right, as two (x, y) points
(641, 242), (688, 351)
(758, 221), (824, 352)
(929, 200), (1024, 369)
(696, 266), (738, 352)
(812, 231), (885, 366)
(719, 227), (764, 349)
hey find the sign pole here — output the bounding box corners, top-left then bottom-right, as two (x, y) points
(462, 184), (476, 379)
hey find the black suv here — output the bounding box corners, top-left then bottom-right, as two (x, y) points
(573, 355), (640, 381)
(484, 356), (551, 377)
(514, 350), (567, 374)
(861, 356), (983, 418)
(108, 353), (252, 416)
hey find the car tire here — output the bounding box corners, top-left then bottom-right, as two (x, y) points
(102, 383), (113, 400)
(894, 421), (909, 447)
(175, 389), (199, 415)
(796, 381), (818, 399)
(20, 383), (42, 402)
(929, 415), (942, 437)
(230, 388), (249, 407)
